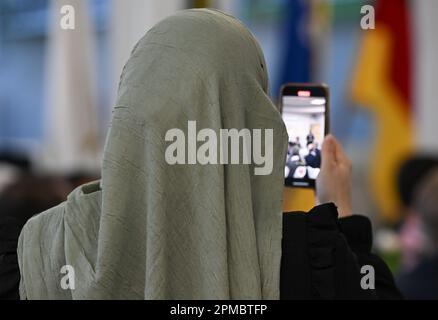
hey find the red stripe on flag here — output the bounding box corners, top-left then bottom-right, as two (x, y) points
(376, 0), (412, 111)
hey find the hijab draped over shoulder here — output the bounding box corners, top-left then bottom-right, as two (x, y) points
(18, 9), (288, 299)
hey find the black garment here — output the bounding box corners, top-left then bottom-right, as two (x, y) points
(0, 217), (24, 300)
(0, 187), (33, 300)
(0, 241), (20, 299)
(281, 203), (403, 299)
(397, 255), (438, 299)
(0, 175), (66, 300)
(0, 200), (30, 300)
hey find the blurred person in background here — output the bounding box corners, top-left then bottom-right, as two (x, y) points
(0, 153), (31, 193)
(397, 166), (438, 299)
(293, 136), (302, 149)
(66, 171), (100, 190)
(396, 155), (438, 273)
(0, 173), (72, 299)
(306, 129), (314, 145)
(304, 142), (321, 168)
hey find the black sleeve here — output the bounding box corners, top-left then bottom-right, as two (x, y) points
(281, 203), (375, 299)
(0, 229), (20, 300)
(281, 203), (403, 300)
(338, 215), (404, 300)
(0, 252), (20, 300)
(0, 216), (22, 300)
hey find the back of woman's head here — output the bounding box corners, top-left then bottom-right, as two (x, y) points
(98, 9), (288, 299)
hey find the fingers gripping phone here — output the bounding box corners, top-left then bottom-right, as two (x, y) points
(280, 83), (330, 188)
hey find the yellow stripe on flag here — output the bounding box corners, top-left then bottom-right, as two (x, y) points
(351, 26), (413, 223)
(283, 187), (315, 213)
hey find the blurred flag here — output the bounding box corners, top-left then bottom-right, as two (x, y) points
(38, 0), (100, 174)
(280, 0), (315, 213)
(278, 0), (311, 90)
(351, 0), (413, 223)
(309, 0), (332, 81)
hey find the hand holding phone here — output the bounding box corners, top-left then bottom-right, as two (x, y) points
(316, 134), (352, 217)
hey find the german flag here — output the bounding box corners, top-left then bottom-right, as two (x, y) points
(351, 0), (413, 223)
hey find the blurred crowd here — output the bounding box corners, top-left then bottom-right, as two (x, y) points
(395, 154), (438, 298)
(0, 153), (97, 299)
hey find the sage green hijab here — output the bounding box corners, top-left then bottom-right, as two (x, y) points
(18, 9), (288, 299)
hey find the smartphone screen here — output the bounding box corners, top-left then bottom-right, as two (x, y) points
(280, 84), (329, 188)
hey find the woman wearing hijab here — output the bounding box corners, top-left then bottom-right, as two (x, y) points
(16, 9), (401, 300)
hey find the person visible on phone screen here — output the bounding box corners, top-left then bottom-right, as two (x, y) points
(304, 142), (321, 168)
(306, 129), (315, 145)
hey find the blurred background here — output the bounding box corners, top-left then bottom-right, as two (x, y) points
(1, 0), (438, 297)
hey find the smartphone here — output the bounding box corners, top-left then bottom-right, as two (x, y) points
(280, 83), (329, 188)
